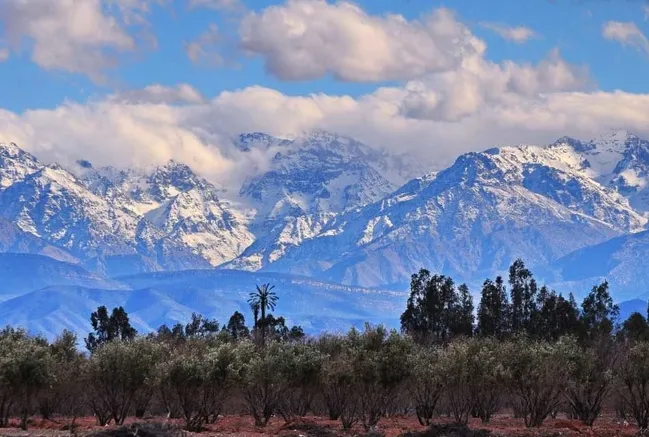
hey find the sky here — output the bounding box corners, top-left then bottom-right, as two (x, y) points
(1, 0), (649, 186)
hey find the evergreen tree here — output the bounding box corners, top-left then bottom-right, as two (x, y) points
(620, 312), (649, 343)
(400, 269), (461, 343)
(508, 259), (537, 335)
(535, 287), (580, 341)
(477, 277), (509, 338)
(184, 313), (220, 338)
(452, 284), (474, 337)
(85, 306), (137, 353)
(225, 311), (250, 341)
(580, 281), (619, 342)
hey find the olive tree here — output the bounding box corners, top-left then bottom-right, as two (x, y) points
(616, 342), (649, 429)
(505, 338), (573, 427)
(0, 331), (53, 430)
(439, 341), (474, 425)
(565, 337), (616, 426)
(159, 341), (239, 431)
(43, 331), (87, 430)
(321, 344), (358, 428)
(467, 338), (506, 423)
(348, 326), (412, 431)
(277, 343), (324, 422)
(407, 347), (445, 425)
(237, 341), (288, 427)
(86, 338), (158, 425)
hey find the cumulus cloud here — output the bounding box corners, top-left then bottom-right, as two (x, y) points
(479, 22), (539, 44)
(398, 48), (589, 122)
(5, 77), (649, 193)
(110, 84), (206, 104)
(0, 2), (648, 192)
(0, 0), (161, 81)
(602, 21), (649, 56)
(239, 0), (484, 82)
(185, 24), (223, 66)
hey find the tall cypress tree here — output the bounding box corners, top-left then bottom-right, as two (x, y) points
(508, 259), (537, 335)
(580, 281), (619, 342)
(452, 283), (474, 337)
(535, 287), (580, 341)
(477, 276), (509, 338)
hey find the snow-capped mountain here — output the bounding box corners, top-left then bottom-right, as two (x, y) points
(243, 141), (647, 288)
(229, 130), (426, 270)
(7, 129), (649, 339)
(239, 130), (424, 219)
(76, 160), (254, 269)
(0, 143), (42, 188)
(544, 131), (649, 213)
(0, 164), (141, 256)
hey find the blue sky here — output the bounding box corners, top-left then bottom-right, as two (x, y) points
(2, 0), (649, 179)
(1, 0), (649, 112)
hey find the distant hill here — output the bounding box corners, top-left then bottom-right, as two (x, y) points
(0, 253), (125, 300)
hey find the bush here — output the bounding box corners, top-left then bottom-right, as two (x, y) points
(86, 338), (159, 425)
(504, 338), (573, 427)
(615, 341), (649, 429)
(158, 341), (239, 431)
(407, 347), (444, 426)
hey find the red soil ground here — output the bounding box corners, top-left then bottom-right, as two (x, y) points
(0, 413), (640, 437)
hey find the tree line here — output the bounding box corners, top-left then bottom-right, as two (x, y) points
(1, 265), (649, 433)
(400, 259), (637, 344)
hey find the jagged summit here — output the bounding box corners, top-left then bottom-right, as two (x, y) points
(4, 129), (649, 294)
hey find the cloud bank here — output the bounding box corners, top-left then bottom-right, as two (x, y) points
(1, 0), (649, 192)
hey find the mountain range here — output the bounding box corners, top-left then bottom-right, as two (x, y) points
(2, 129), (649, 340)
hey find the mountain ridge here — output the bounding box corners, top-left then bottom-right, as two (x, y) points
(4, 129), (649, 337)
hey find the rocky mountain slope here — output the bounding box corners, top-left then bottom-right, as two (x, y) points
(3, 129), (649, 338)
(244, 136), (647, 288)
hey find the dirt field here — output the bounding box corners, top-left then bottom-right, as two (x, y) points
(0, 414), (640, 437)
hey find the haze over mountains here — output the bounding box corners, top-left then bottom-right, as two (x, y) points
(2, 129), (649, 339)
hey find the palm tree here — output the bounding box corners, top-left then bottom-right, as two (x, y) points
(247, 283), (278, 345)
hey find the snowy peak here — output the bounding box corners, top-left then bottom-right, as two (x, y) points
(0, 142), (43, 189)
(77, 159), (252, 267)
(0, 163), (140, 255)
(147, 160), (224, 202)
(239, 130), (422, 219)
(548, 130), (649, 212)
(236, 132), (289, 151)
(146, 187), (254, 266)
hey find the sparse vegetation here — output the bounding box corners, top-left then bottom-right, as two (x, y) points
(1, 268), (649, 434)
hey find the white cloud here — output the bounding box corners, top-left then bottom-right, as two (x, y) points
(0, 48), (8, 62)
(110, 84), (206, 104)
(398, 48), (589, 122)
(5, 76), (649, 193)
(189, 0), (243, 12)
(0, 2), (647, 192)
(239, 0), (484, 82)
(479, 22), (539, 44)
(644, 4), (649, 21)
(602, 21), (649, 56)
(185, 24), (223, 66)
(0, 0), (161, 81)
